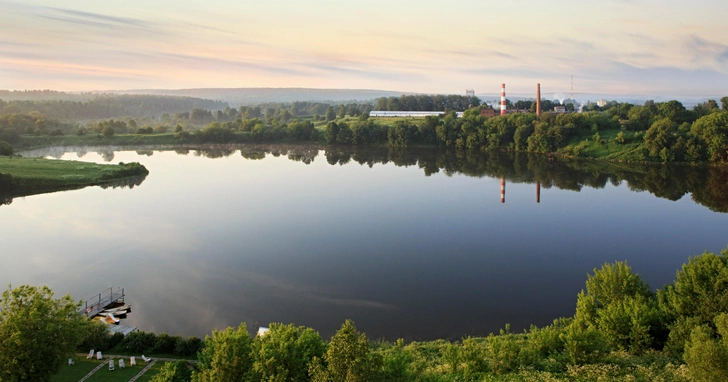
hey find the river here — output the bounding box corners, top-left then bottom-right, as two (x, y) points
(1, 145), (727, 341)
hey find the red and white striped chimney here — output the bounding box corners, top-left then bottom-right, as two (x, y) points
(500, 83), (506, 116)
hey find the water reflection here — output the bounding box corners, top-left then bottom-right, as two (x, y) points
(6, 144), (728, 341)
(17, 144), (728, 213)
(0, 175), (147, 207)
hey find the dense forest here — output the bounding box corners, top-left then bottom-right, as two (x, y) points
(5, 247), (728, 381)
(0, 94), (228, 120)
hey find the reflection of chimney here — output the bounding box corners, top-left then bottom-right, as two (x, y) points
(500, 177), (506, 203)
(536, 181), (541, 203)
(536, 83), (542, 117)
(500, 84), (506, 116)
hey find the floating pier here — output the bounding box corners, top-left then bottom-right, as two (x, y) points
(80, 287), (126, 317)
(79, 287), (137, 335)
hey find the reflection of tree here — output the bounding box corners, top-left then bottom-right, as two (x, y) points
(135, 150), (154, 156)
(97, 150), (115, 162)
(195, 146), (235, 159)
(304, 146), (728, 213)
(175, 149), (189, 156)
(97, 175), (147, 191)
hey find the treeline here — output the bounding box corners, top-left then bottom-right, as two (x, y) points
(0, 94), (228, 120)
(374, 94), (481, 111)
(66, 248), (728, 381)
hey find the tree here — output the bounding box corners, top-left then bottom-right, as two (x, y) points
(690, 112), (728, 163)
(658, 248), (728, 324)
(573, 262), (661, 352)
(337, 105), (346, 119)
(0, 140), (12, 156)
(326, 106), (336, 122)
(684, 314), (728, 382)
(102, 125), (115, 137)
(324, 122), (339, 144)
(309, 320), (381, 382)
(0, 285), (87, 382)
(721, 96), (728, 111)
(643, 118), (676, 157)
(151, 360), (193, 382)
(250, 323), (325, 382)
(194, 324), (253, 382)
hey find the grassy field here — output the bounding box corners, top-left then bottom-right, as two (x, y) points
(0, 156), (148, 198)
(51, 355), (167, 382)
(132, 361), (170, 382)
(83, 360), (145, 382)
(50, 357), (103, 382)
(559, 129), (652, 162)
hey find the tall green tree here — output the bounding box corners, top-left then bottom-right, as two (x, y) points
(309, 320), (381, 382)
(0, 285), (87, 382)
(152, 360), (193, 382)
(325, 106), (336, 122)
(194, 324), (253, 382)
(337, 105), (346, 119)
(250, 323), (325, 382)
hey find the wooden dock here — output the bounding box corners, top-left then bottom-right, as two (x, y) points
(79, 287), (125, 317)
(79, 287), (137, 335)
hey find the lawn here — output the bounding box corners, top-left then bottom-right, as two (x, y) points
(50, 356), (103, 382)
(133, 361), (169, 382)
(0, 156), (148, 198)
(83, 358), (146, 382)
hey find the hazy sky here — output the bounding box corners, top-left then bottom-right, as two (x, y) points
(1, 0), (727, 96)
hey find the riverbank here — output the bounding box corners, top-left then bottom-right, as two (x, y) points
(0, 156), (148, 201)
(10, 125), (718, 167)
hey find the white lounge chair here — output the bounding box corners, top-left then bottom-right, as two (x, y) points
(109, 359), (115, 371)
(87, 350), (94, 359)
(130, 356), (136, 366)
(141, 355), (151, 362)
(119, 359), (125, 368)
(68, 358), (75, 366)
(97, 351), (103, 360)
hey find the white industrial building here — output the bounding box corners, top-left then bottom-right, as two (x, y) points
(369, 111), (464, 118)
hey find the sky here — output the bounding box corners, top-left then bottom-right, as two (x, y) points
(1, 0), (728, 97)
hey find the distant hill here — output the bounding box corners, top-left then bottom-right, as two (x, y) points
(107, 88), (412, 107)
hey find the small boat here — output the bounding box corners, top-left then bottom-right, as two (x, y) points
(93, 314), (120, 325)
(99, 309), (127, 316)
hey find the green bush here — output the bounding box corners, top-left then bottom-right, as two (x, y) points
(0, 141), (12, 156)
(309, 320), (382, 382)
(150, 360), (193, 382)
(250, 323), (325, 382)
(120, 331), (157, 353)
(658, 248), (728, 325)
(684, 324), (728, 381)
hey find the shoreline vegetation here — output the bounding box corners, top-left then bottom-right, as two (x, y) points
(5, 247), (722, 381)
(0, 156), (148, 204)
(1, 95), (727, 167)
(12, 144), (728, 214)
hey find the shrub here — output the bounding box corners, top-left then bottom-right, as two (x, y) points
(309, 320), (382, 382)
(0, 141), (12, 156)
(250, 323), (325, 382)
(120, 331), (157, 353)
(684, 323), (728, 381)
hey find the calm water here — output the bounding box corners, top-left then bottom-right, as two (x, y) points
(2, 145), (727, 341)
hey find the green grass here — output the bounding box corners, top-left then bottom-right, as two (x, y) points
(0, 156), (147, 194)
(132, 361), (170, 382)
(560, 129), (652, 162)
(50, 356), (104, 382)
(83, 358), (146, 382)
